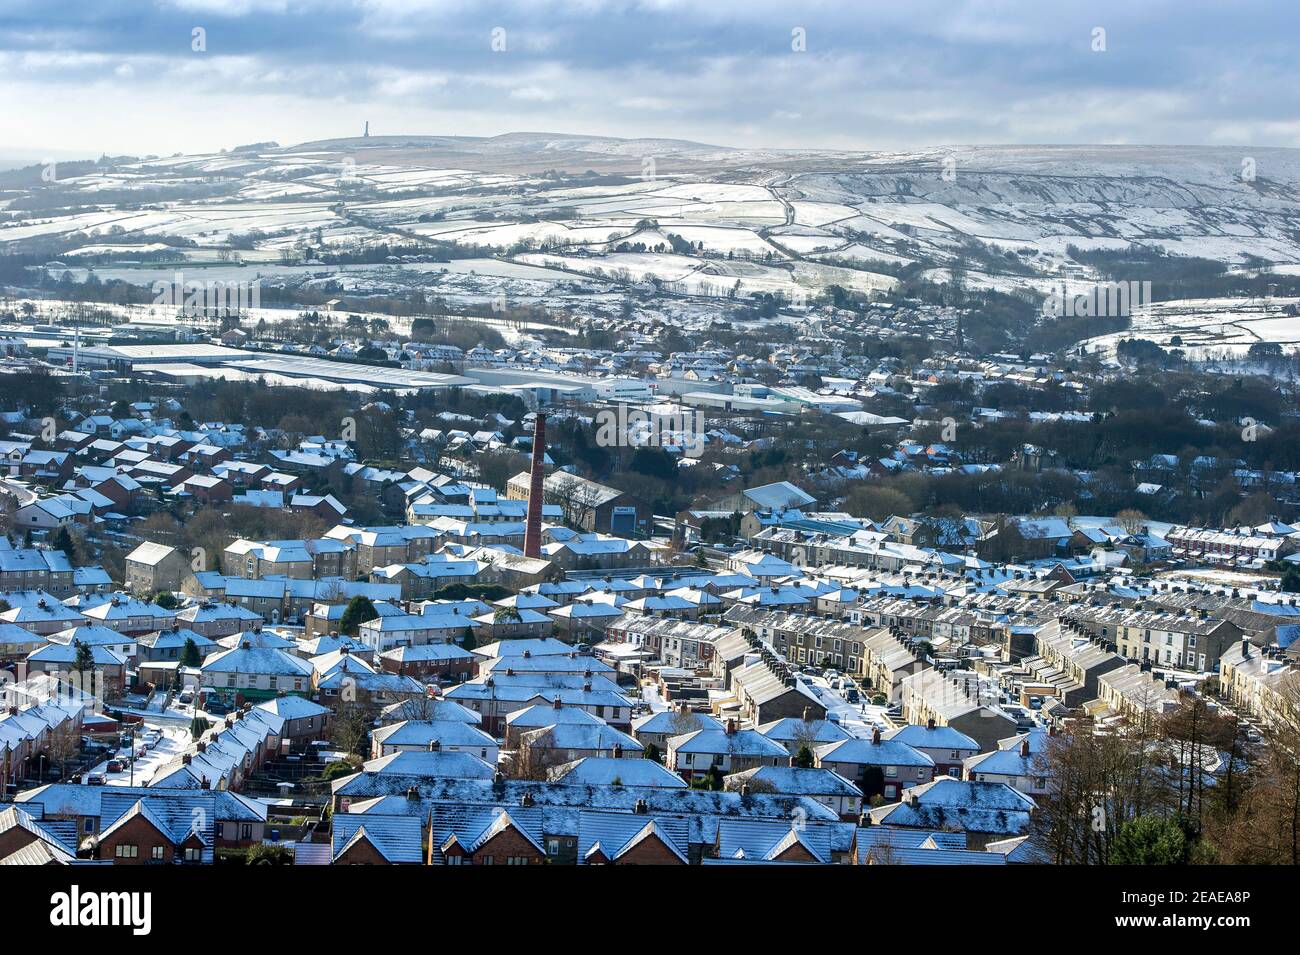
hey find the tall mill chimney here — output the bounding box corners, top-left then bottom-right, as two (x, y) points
(523, 412), (547, 558)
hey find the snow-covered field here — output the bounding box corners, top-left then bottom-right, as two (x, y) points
(1080, 296), (1300, 358)
(6, 136), (1300, 338)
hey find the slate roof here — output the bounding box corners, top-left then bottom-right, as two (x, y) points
(868, 778), (1035, 835)
(725, 766), (861, 798)
(885, 724), (979, 752)
(331, 814), (424, 864)
(371, 719), (497, 750)
(815, 736), (934, 768)
(547, 756), (687, 789)
(758, 717), (853, 747)
(355, 750), (495, 780)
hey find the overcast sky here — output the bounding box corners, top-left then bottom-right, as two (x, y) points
(1, 0), (1297, 159)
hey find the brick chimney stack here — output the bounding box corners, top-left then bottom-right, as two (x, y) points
(523, 412), (547, 559)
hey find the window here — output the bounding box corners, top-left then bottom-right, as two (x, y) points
(184, 847), (201, 862)
(115, 844), (138, 858)
(884, 765), (898, 778)
(83, 818), (97, 833)
(507, 856), (529, 865)
(479, 855), (494, 865)
(151, 846), (165, 860)
(240, 824), (252, 840)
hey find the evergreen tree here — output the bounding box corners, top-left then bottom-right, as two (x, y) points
(72, 640), (94, 691)
(179, 637), (202, 669)
(338, 596), (378, 636)
(1110, 815), (1190, 865)
(50, 525), (74, 555)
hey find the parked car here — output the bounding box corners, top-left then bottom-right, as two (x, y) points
(86, 773), (106, 786)
(845, 688), (860, 704)
(105, 760), (123, 773)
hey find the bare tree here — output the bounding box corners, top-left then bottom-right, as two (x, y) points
(1160, 694), (1242, 832)
(1209, 673), (1300, 863)
(1034, 713), (1168, 865)
(668, 707), (703, 738)
(544, 474), (606, 532)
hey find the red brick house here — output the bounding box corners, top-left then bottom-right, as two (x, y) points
(438, 811), (547, 865)
(583, 820), (689, 865)
(95, 800), (208, 864)
(378, 643), (476, 683)
(175, 475), (233, 506)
